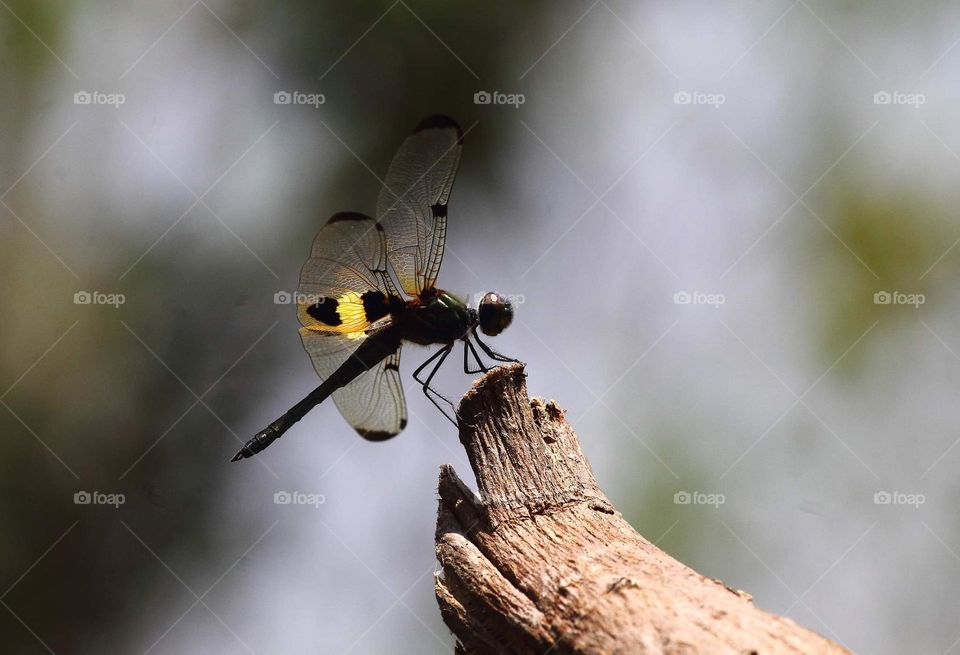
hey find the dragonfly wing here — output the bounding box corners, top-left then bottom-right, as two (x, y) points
(297, 211), (400, 334)
(299, 326), (406, 440)
(297, 211), (407, 439)
(334, 346), (406, 440)
(376, 115), (462, 296)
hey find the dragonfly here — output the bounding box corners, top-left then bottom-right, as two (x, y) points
(232, 115), (516, 461)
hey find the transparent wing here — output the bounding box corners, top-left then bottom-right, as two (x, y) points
(299, 328), (406, 440)
(376, 115), (463, 296)
(296, 211), (406, 439)
(297, 211), (398, 334)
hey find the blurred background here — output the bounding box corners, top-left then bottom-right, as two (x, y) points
(2, 1), (959, 653)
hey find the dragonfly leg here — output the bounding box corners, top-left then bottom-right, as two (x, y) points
(472, 327), (518, 364)
(413, 343), (449, 384)
(414, 343), (457, 425)
(463, 336), (488, 374)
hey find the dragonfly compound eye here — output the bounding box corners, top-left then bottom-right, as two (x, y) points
(478, 292), (514, 337)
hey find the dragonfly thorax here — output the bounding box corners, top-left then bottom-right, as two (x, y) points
(397, 290), (475, 345)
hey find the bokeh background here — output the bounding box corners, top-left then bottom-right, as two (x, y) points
(3, 1), (960, 653)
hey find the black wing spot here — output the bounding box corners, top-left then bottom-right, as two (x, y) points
(357, 428), (399, 442)
(328, 211), (370, 224)
(431, 203), (448, 219)
(414, 114), (461, 135)
(414, 115), (463, 144)
(361, 291), (389, 322)
(307, 297), (341, 325)
(362, 291), (405, 322)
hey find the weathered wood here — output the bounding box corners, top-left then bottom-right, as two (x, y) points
(435, 363), (850, 655)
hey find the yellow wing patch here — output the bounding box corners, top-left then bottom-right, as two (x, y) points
(298, 291), (374, 337)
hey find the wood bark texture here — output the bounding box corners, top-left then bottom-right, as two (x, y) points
(434, 363), (850, 655)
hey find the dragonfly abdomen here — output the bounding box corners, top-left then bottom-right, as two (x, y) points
(231, 325), (402, 460)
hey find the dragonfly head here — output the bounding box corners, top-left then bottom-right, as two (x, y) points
(477, 292), (514, 337)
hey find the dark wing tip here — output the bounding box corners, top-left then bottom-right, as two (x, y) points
(328, 211), (373, 224)
(414, 115), (463, 140)
(356, 426), (402, 442)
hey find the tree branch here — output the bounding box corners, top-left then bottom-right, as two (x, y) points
(434, 363), (850, 654)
